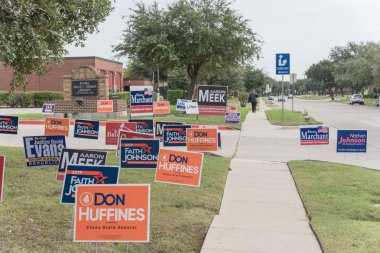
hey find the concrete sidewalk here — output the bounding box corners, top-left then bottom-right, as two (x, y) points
(201, 104), (322, 252)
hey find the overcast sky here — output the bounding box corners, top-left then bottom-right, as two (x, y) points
(66, 0), (380, 80)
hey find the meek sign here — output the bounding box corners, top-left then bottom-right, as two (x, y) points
(337, 130), (367, 153)
(300, 126), (329, 145)
(197, 85), (228, 116)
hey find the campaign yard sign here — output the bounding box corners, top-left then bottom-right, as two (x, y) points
(120, 139), (159, 169)
(42, 103), (55, 114)
(116, 130), (155, 157)
(74, 119), (99, 140)
(227, 105), (239, 112)
(197, 85), (228, 116)
(105, 121), (137, 145)
(0, 115), (18, 134)
(45, 117), (70, 136)
(0, 155), (4, 202)
(128, 119), (154, 134)
(300, 126), (329, 145)
(337, 130), (367, 153)
(176, 99), (191, 111)
(153, 101), (170, 115)
(155, 121), (183, 139)
(163, 125), (192, 147)
(225, 112), (240, 124)
(97, 100), (113, 112)
(56, 149), (108, 181)
(186, 128), (218, 151)
(23, 135), (66, 167)
(155, 149), (204, 187)
(185, 102), (199, 115)
(61, 164), (119, 204)
(130, 86), (154, 116)
(74, 184), (150, 242)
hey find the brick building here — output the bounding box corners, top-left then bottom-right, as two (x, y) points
(0, 56), (123, 92)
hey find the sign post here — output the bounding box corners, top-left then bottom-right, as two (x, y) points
(290, 73), (297, 112)
(276, 54), (290, 122)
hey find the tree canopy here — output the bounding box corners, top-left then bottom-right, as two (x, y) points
(115, 0), (261, 98)
(0, 0), (112, 91)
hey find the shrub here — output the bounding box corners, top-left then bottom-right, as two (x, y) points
(20, 93), (33, 108)
(168, 90), (185, 105)
(238, 92), (248, 107)
(0, 92), (11, 105)
(32, 92), (63, 107)
(111, 92), (130, 107)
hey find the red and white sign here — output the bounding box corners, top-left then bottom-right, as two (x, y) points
(97, 100), (113, 112)
(117, 130), (154, 156)
(153, 101), (170, 114)
(74, 184), (150, 242)
(105, 121), (137, 145)
(45, 117), (70, 136)
(0, 155), (4, 202)
(155, 149), (204, 187)
(186, 128), (218, 151)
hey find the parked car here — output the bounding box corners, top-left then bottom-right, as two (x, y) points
(349, 94), (364, 105)
(376, 96), (380, 107)
(268, 95), (274, 100)
(288, 94), (293, 99)
(277, 96), (285, 102)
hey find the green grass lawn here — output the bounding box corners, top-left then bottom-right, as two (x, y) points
(332, 96), (377, 106)
(0, 146), (231, 252)
(265, 109), (321, 126)
(289, 161), (380, 253)
(295, 95), (331, 100)
(11, 113), (45, 120)
(261, 97), (277, 107)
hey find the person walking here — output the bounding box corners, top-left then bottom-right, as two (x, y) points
(248, 89), (259, 113)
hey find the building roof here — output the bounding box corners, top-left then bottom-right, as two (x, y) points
(64, 56), (123, 65)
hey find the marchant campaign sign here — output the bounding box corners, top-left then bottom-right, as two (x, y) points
(56, 149), (107, 181)
(300, 126), (329, 145)
(337, 130), (367, 153)
(163, 125), (191, 147)
(74, 119), (99, 139)
(61, 164), (119, 204)
(105, 121), (137, 145)
(0, 155), (4, 202)
(0, 115), (18, 134)
(128, 119), (154, 134)
(45, 118), (70, 136)
(74, 184), (150, 242)
(120, 139), (159, 169)
(197, 85), (228, 116)
(130, 86), (153, 116)
(155, 149), (204, 187)
(23, 135), (66, 167)
(186, 128), (218, 151)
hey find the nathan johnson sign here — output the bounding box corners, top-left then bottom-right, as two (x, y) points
(300, 126), (329, 145)
(74, 184), (150, 242)
(337, 130), (367, 153)
(197, 85), (228, 116)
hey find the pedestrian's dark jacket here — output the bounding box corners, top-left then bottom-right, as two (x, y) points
(248, 92), (258, 103)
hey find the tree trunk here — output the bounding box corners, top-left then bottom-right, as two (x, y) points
(186, 64), (201, 99)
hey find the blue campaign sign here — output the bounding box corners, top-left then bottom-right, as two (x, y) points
(128, 119), (154, 134)
(276, 53), (290, 75)
(120, 139), (159, 169)
(163, 125), (192, 147)
(60, 164), (119, 204)
(0, 115), (18, 134)
(23, 135), (66, 167)
(337, 130), (367, 153)
(73, 119), (100, 139)
(300, 126), (329, 145)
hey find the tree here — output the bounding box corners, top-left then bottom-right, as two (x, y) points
(243, 65), (267, 94)
(167, 68), (190, 90)
(305, 59), (335, 99)
(124, 60), (152, 80)
(0, 0), (112, 91)
(114, 0), (261, 99)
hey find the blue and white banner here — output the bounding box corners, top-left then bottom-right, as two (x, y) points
(120, 139), (159, 169)
(74, 119), (99, 139)
(337, 130), (367, 153)
(128, 119), (154, 134)
(0, 115), (18, 134)
(300, 126), (329, 145)
(130, 86), (154, 116)
(176, 99), (191, 111)
(61, 164), (119, 204)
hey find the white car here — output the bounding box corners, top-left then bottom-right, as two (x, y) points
(349, 94), (364, 105)
(376, 96), (380, 107)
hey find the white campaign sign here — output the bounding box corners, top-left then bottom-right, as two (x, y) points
(185, 102), (199, 115)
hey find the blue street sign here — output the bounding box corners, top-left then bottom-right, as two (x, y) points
(276, 53), (290, 75)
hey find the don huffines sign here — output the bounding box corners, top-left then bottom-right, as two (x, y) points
(120, 139), (159, 169)
(74, 119), (99, 140)
(130, 86), (153, 116)
(72, 80), (98, 96)
(197, 85), (228, 116)
(23, 135), (66, 167)
(74, 184), (150, 242)
(56, 149), (107, 181)
(337, 130), (367, 153)
(61, 164), (119, 204)
(300, 126), (329, 145)
(0, 115), (18, 134)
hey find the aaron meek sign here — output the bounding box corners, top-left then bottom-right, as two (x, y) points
(72, 80), (98, 96)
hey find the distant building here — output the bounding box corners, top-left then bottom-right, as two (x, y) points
(123, 79), (153, 91)
(0, 56), (123, 92)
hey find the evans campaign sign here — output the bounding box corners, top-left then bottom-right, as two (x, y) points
(163, 125), (191, 147)
(0, 115), (18, 134)
(74, 119), (99, 139)
(155, 149), (204, 187)
(300, 126), (329, 145)
(197, 85), (228, 116)
(337, 130), (367, 153)
(56, 149), (107, 181)
(23, 135), (66, 167)
(61, 164), (119, 204)
(74, 184), (150, 242)
(130, 86), (153, 116)
(128, 119), (154, 134)
(0, 155), (4, 202)
(120, 139), (159, 169)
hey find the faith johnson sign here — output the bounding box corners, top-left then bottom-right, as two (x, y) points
(300, 126), (329, 145)
(337, 130), (367, 153)
(163, 125), (192, 147)
(128, 119), (154, 134)
(74, 119), (99, 139)
(0, 115), (18, 134)
(120, 139), (159, 169)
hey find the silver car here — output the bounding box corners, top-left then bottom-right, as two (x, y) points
(376, 96), (380, 107)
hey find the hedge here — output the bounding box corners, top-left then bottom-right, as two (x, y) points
(168, 90), (185, 105)
(0, 92), (63, 108)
